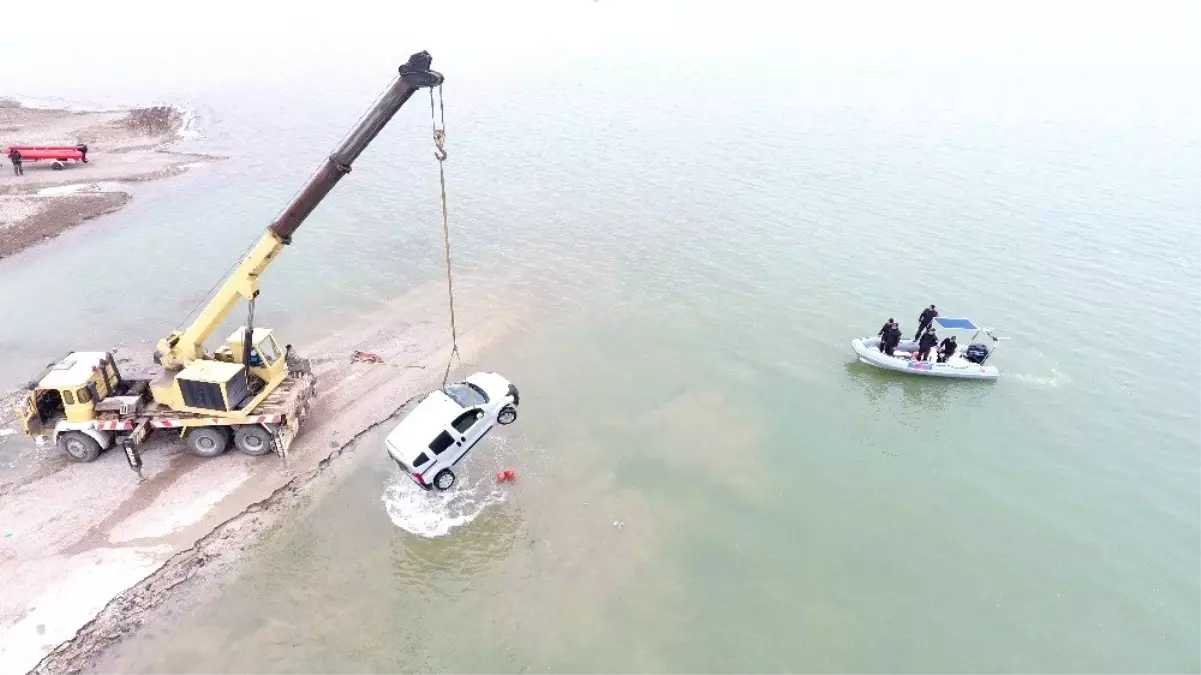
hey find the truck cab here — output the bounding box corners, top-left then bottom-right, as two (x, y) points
(18, 352), (121, 438)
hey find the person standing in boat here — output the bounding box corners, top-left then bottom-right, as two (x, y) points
(883, 323), (902, 356)
(914, 304), (938, 340)
(937, 335), (958, 363)
(876, 318), (896, 352)
(918, 328), (938, 362)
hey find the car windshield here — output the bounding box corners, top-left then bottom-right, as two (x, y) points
(443, 382), (488, 408)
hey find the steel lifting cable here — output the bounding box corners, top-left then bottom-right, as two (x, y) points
(431, 85), (460, 387)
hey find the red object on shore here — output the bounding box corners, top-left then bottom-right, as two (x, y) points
(6, 144), (88, 162)
(350, 349), (382, 364)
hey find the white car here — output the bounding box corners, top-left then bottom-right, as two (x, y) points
(385, 371), (520, 491)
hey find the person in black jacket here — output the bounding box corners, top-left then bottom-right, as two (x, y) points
(8, 148), (23, 176)
(876, 318), (896, 352)
(918, 329), (938, 362)
(883, 323), (902, 356)
(914, 305), (938, 340)
(937, 335), (958, 363)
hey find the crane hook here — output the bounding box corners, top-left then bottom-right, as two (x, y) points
(430, 86), (447, 162)
(434, 129), (447, 162)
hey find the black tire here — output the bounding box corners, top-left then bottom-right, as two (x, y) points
(233, 425), (274, 456)
(187, 427), (229, 458)
(497, 405), (517, 425)
(58, 431), (101, 463)
(433, 469), (456, 491)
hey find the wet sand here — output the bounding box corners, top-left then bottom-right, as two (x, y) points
(0, 101), (210, 259)
(0, 283), (520, 674)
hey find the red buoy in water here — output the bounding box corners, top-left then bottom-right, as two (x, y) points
(504, 468), (517, 480)
(496, 470), (507, 482)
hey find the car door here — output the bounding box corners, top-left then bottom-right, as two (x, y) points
(447, 407), (491, 464)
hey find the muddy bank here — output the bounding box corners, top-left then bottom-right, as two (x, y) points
(0, 101), (211, 259)
(0, 192), (130, 256)
(0, 283), (521, 674)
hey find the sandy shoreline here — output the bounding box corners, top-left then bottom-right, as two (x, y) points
(0, 100), (211, 259)
(0, 281), (519, 673)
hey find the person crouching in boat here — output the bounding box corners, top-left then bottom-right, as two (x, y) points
(918, 328), (938, 362)
(937, 335), (958, 363)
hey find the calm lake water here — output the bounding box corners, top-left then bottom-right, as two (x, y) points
(3, 1), (1199, 672)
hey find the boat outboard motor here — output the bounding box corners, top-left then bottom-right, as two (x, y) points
(965, 343), (990, 364)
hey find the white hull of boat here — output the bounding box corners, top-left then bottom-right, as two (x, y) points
(852, 337), (999, 380)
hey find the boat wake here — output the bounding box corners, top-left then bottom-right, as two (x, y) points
(1010, 368), (1070, 388)
(380, 470), (506, 538)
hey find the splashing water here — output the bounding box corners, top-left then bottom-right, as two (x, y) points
(176, 107), (202, 140)
(381, 470), (507, 538)
(1010, 368), (1070, 388)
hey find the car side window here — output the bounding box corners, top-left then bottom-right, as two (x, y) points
(63, 389), (76, 405)
(429, 431), (455, 455)
(451, 409), (483, 434)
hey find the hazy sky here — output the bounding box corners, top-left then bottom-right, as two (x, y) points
(3, 0), (1198, 120)
(6, 1), (1198, 68)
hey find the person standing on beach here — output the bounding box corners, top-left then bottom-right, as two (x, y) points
(8, 148), (23, 176)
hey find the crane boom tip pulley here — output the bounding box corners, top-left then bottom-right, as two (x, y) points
(400, 51), (444, 88)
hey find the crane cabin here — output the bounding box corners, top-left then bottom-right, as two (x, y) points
(150, 327), (289, 415)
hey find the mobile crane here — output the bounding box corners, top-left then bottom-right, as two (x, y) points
(14, 52), (444, 473)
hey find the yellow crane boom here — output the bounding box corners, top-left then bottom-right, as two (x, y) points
(157, 51), (444, 370)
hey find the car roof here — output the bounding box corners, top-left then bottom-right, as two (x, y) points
(384, 390), (463, 461)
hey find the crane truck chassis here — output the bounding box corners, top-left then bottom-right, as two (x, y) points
(12, 52), (444, 475)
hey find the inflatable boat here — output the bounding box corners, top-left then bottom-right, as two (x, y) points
(851, 317), (1000, 380)
(5, 144), (88, 169)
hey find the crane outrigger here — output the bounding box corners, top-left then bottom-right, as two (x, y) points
(14, 52), (444, 474)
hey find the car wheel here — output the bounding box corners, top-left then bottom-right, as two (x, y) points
(187, 427), (229, 458)
(497, 405), (517, 425)
(433, 469), (456, 491)
(234, 425), (274, 456)
(58, 431), (101, 462)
